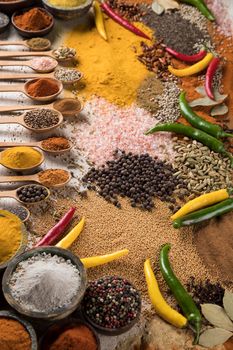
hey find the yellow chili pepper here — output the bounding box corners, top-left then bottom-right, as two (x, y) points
(168, 52), (214, 77)
(93, 0), (107, 41)
(56, 217), (85, 249)
(144, 259), (187, 328)
(171, 189), (230, 220)
(81, 249), (129, 268)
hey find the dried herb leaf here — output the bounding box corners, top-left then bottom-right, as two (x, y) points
(152, 0), (165, 14)
(195, 86), (228, 102)
(189, 94), (228, 107)
(223, 290), (233, 322)
(199, 328), (232, 347)
(211, 103), (228, 116)
(157, 0), (179, 10)
(201, 304), (233, 331)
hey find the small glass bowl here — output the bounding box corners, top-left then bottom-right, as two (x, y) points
(0, 222), (28, 271)
(2, 247), (87, 321)
(0, 310), (38, 350)
(39, 317), (100, 350)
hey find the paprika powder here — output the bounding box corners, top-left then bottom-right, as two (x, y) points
(14, 8), (52, 31)
(26, 78), (60, 98)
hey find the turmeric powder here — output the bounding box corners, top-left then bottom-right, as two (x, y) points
(0, 146), (42, 170)
(48, 0), (86, 7)
(65, 18), (152, 106)
(0, 210), (23, 265)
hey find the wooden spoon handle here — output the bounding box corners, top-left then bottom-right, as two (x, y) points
(0, 104), (51, 112)
(0, 175), (37, 183)
(0, 84), (24, 92)
(0, 73), (53, 80)
(0, 41), (27, 46)
(0, 190), (16, 199)
(0, 60), (30, 67)
(0, 51), (53, 58)
(0, 141), (37, 148)
(0, 116), (21, 124)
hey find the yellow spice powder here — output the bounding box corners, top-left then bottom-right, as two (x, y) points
(1, 146), (42, 169)
(0, 210), (23, 265)
(65, 18), (153, 106)
(48, 0), (86, 8)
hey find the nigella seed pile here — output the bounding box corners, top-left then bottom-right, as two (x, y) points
(83, 151), (187, 211)
(83, 276), (141, 329)
(24, 109), (60, 130)
(17, 185), (49, 203)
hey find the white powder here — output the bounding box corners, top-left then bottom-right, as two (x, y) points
(9, 253), (81, 313)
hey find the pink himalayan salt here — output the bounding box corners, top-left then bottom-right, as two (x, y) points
(31, 57), (57, 72)
(73, 97), (174, 166)
(206, 0), (232, 37)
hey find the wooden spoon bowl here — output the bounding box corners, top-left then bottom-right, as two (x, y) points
(24, 78), (63, 102)
(0, 147), (44, 172)
(0, 184), (50, 205)
(0, 139), (72, 154)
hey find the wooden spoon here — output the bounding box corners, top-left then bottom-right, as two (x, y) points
(0, 78), (63, 102)
(0, 71), (83, 86)
(0, 140), (72, 154)
(0, 170), (71, 188)
(0, 39), (51, 51)
(0, 184), (50, 205)
(0, 50), (74, 62)
(0, 204), (30, 222)
(0, 59), (58, 73)
(0, 148), (44, 171)
(0, 109), (63, 133)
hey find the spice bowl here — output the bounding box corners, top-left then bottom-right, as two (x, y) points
(0, 147), (44, 172)
(42, 0), (93, 20)
(0, 12), (10, 34)
(11, 7), (54, 38)
(2, 247), (87, 321)
(0, 0), (34, 15)
(39, 318), (100, 350)
(24, 78), (63, 102)
(0, 310), (38, 350)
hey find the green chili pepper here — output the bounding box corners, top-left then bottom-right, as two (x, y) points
(179, 0), (215, 21)
(160, 244), (202, 344)
(173, 198), (233, 228)
(179, 92), (233, 139)
(145, 123), (233, 166)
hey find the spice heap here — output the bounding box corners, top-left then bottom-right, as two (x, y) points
(0, 317), (31, 350)
(83, 276), (141, 330)
(136, 76), (163, 114)
(8, 253), (81, 313)
(24, 109), (60, 130)
(30, 58), (57, 72)
(26, 78), (60, 98)
(54, 68), (82, 83)
(14, 8), (52, 31)
(53, 46), (76, 60)
(48, 0), (86, 7)
(38, 169), (70, 187)
(0, 210), (23, 265)
(3, 206), (28, 222)
(45, 324), (98, 350)
(27, 37), (51, 51)
(107, 0), (146, 21)
(53, 98), (82, 117)
(0, 146), (42, 170)
(172, 138), (233, 197)
(41, 137), (70, 151)
(17, 185), (49, 203)
(83, 150), (186, 211)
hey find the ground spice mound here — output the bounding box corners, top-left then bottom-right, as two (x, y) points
(14, 8), (52, 31)
(41, 137), (70, 151)
(65, 17), (152, 106)
(0, 318), (31, 350)
(26, 78), (59, 97)
(39, 169), (70, 186)
(137, 76), (163, 114)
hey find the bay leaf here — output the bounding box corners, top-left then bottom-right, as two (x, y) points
(195, 86), (228, 101)
(189, 94), (228, 107)
(211, 103), (228, 116)
(157, 0), (179, 10)
(152, 0), (165, 15)
(199, 328), (232, 347)
(223, 290), (233, 322)
(201, 304), (233, 331)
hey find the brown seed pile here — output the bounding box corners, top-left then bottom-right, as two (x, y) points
(137, 42), (172, 81)
(107, 0), (147, 21)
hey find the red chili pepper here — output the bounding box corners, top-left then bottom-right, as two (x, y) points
(100, 1), (151, 40)
(165, 47), (207, 62)
(35, 207), (76, 247)
(205, 56), (220, 100)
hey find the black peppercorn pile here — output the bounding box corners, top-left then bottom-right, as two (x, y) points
(83, 151), (186, 211)
(17, 185), (49, 203)
(83, 276), (141, 329)
(186, 277), (225, 307)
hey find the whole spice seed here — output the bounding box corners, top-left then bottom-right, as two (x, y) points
(8, 253), (81, 313)
(53, 46), (76, 60)
(142, 7), (210, 55)
(83, 150), (187, 210)
(83, 276), (141, 329)
(27, 37), (51, 51)
(136, 75), (164, 114)
(1, 205), (28, 222)
(41, 137), (70, 151)
(107, 0), (146, 21)
(0, 317), (31, 350)
(38, 169), (70, 187)
(54, 68), (82, 83)
(30, 57), (57, 72)
(17, 185), (49, 203)
(24, 109), (60, 130)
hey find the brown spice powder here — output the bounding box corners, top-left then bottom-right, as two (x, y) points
(0, 318), (31, 350)
(38, 169), (70, 187)
(41, 137), (70, 151)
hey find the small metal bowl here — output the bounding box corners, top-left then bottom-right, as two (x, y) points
(0, 221), (27, 271)
(42, 0), (93, 20)
(2, 247), (87, 321)
(0, 12), (10, 34)
(39, 318), (100, 350)
(0, 310), (38, 350)
(12, 7), (54, 38)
